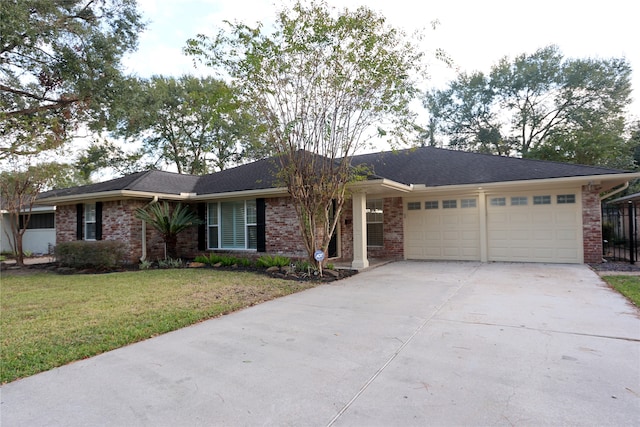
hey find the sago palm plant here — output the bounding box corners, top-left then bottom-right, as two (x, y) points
(135, 201), (202, 259)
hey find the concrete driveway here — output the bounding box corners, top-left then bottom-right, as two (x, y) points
(2, 262), (639, 426)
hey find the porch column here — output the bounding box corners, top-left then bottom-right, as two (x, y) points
(351, 192), (369, 269)
(478, 190), (488, 262)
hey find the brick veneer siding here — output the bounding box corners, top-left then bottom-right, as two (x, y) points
(340, 196), (404, 262)
(265, 197), (307, 258)
(582, 184), (603, 264)
(55, 200), (200, 264)
(55, 204), (78, 244)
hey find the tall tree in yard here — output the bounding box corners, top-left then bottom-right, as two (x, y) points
(425, 45), (633, 167)
(186, 0), (425, 268)
(0, 0), (144, 159)
(113, 75), (263, 174)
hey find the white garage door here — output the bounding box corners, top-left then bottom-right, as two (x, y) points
(486, 192), (582, 263)
(405, 197), (480, 261)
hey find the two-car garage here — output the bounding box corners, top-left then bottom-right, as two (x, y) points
(404, 189), (583, 264)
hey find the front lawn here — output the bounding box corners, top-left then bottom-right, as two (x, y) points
(1, 269), (316, 384)
(601, 275), (640, 307)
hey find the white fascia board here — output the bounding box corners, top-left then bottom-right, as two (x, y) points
(190, 187), (289, 201)
(410, 173), (640, 194)
(35, 190), (194, 205)
(349, 179), (413, 194)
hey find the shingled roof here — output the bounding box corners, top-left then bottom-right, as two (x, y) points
(37, 147), (631, 202)
(38, 170), (200, 199)
(350, 147), (627, 186)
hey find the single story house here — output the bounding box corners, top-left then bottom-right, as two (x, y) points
(0, 205), (56, 255)
(36, 147), (640, 268)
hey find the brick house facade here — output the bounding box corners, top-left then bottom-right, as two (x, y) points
(39, 147), (639, 267)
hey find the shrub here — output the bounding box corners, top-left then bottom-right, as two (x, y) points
(257, 254), (291, 268)
(54, 241), (127, 269)
(139, 260), (153, 270)
(195, 253), (253, 267)
(158, 258), (183, 268)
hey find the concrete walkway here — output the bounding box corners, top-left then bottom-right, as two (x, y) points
(2, 262), (639, 426)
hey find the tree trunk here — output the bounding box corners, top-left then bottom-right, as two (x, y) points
(165, 235), (178, 259)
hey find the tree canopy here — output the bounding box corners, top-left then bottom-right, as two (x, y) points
(0, 0), (144, 159)
(185, 0), (426, 266)
(112, 75), (264, 174)
(425, 45), (634, 168)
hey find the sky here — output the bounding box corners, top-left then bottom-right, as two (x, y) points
(122, 0), (640, 120)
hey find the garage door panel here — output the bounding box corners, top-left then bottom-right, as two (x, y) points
(509, 212), (529, 223)
(405, 197), (480, 261)
(442, 216), (459, 225)
(556, 229), (577, 240)
(532, 212), (553, 223)
(487, 191), (581, 263)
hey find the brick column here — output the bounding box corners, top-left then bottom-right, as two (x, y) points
(582, 185), (603, 264)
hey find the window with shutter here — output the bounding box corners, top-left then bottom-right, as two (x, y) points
(84, 204), (96, 240)
(207, 200), (258, 250)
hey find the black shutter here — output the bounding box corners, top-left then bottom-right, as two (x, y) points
(95, 202), (103, 240)
(76, 203), (83, 240)
(256, 198), (266, 252)
(197, 203), (206, 251)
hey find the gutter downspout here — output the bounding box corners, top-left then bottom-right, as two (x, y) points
(600, 182), (629, 201)
(140, 196), (158, 262)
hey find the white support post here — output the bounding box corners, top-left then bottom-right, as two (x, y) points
(351, 192), (369, 269)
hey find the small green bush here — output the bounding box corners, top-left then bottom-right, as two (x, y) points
(257, 254), (291, 268)
(294, 260), (313, 272)
(195, 253), (253, 267)
(139, 260), (153, 270)
(54, 241), (127, 269)
(158, 258), (183, 268)
(194, 255), (209, 263)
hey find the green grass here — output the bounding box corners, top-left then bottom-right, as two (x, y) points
(1, 269), (316, 384)
(601, 275), (640, 307)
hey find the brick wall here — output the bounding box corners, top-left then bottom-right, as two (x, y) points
(582, 185), (603, 264)
(55, 204), (77, 244)
(55, 196), (405, 264)
(55, 200), (199, 264)
(265, 197), (307, 258)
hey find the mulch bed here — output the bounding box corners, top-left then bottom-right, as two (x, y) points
(0, 261), (358, 282)
(589, 259), (640, 272)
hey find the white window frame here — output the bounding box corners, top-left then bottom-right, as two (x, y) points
(511, 196), (528, 206)
(207, 200), (257, 250)
(461, 198), (476, 208)
(557, 194), (576, 204)
(533, 195), (551, 205)
(425, 201), (439, 210)
(84, 203), (96, 241)
(490, 197), (506, 206)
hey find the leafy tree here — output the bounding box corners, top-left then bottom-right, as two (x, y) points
(134, 202), (202, 260)
(114, 75), (264, 174)
(426, 45), (633, 165)
(186, 0), (425, 268)
(0, 0), (144, 159)
(0, 161), (63, 265)
(75, 139), (145, 182)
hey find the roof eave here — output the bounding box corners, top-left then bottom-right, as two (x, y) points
(190, 187), (289, 201)
(411, 173), (640, 193)
(349, 178), (413, 194)
(35, 190), (195, 205)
